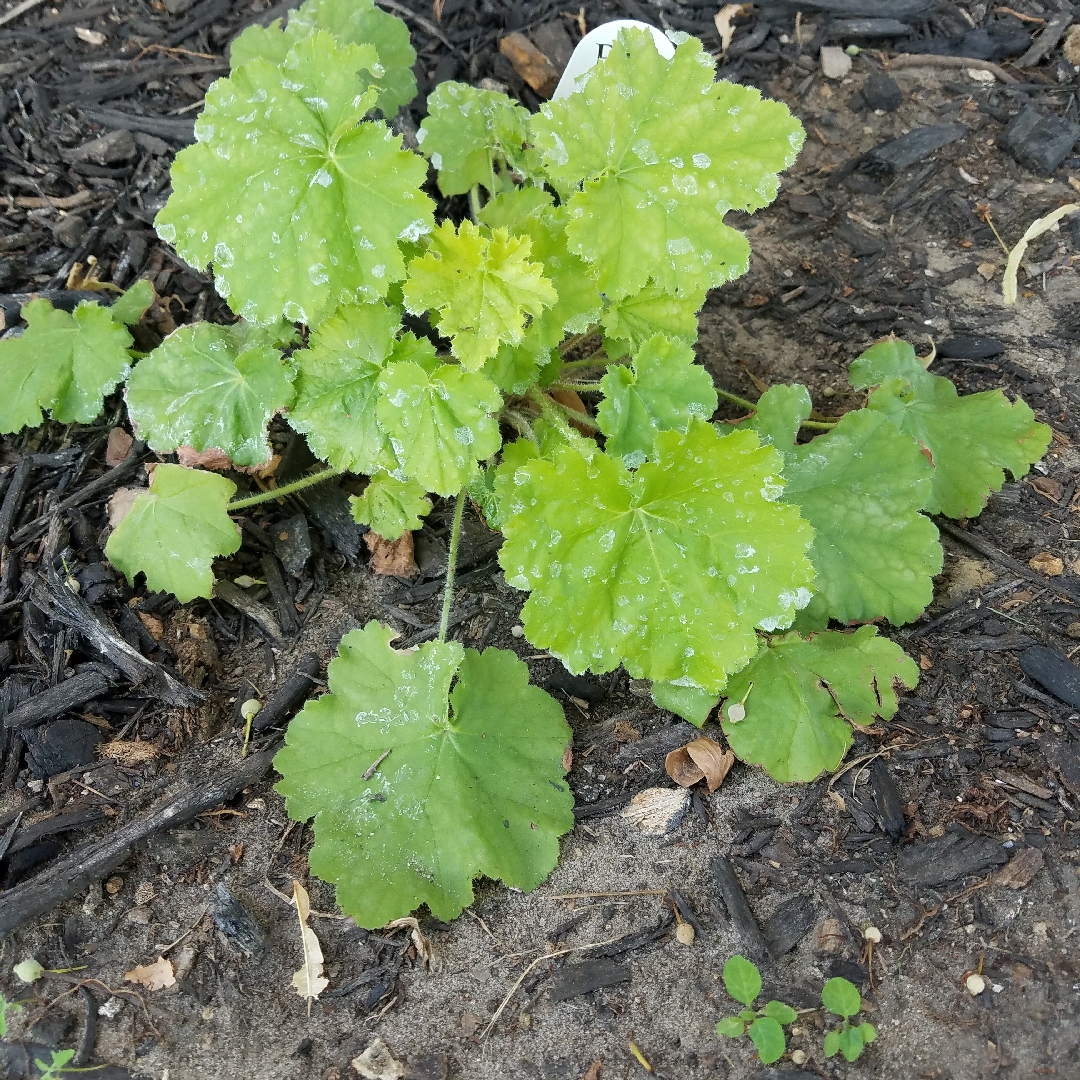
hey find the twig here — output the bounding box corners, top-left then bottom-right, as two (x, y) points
(481, 932), (629, 1039)
(900, 874), (994, 941)
(0, 0), (49, 29)
(886, 53), (1019, 84)
(362, 749), (392, 780)
(375, 0), (459, 52)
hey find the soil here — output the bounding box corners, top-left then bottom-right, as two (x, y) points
(1, 2), (1080, 1079)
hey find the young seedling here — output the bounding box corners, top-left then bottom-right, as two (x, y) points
(34, 1049), (75, 1079)
(821, 976), (877, 1062)
(715, 955), (798, 1065)
(0, 991), (23, 1037)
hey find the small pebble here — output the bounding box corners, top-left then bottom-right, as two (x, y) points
(965, 973), (986, 995)
(510, 625), (525, 638)
(105, 876), (124, 896)
(791, 1050), (807, 1065)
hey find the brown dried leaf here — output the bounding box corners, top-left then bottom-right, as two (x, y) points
(352, 1038), (407, 1080)
(1029, 476), (1063, 503)
(665, 746), (705, 788)
(176, 445), (234, 472)
(498, 31), (560, 97)
(1028, 552), (1064, 577)
(993, 845), (1044, 889)
(684, 737), (735, 792)
(383, 916), (432, 968)
(106, 427), (134, 467)
(364, 530), (419, 577)
(138, 611), (164, 640)
(582, 1062), (602, 1080)
(562, 742), (573, 771)
(107, 486), (140, 528)
(714, 3), (750, 53)
(614, 718), (641, 743)
(291, 880), (329, 1011)
(124, 956), (175, 991)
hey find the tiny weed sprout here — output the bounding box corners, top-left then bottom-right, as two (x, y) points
(715, 955), (797, 1065)
(0, 0), (1051, 928)
(33, 1049), (76, 1079)
(0, 992), (23, 1037)
(822, 976), (877, 1062)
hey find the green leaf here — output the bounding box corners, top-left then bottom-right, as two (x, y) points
(781, 409), (943, 626)
(417, 82), (537, 196)
(650, 681), (719, 727)
(110, 279), (156, 325)
(484, 333), (555, 395)
(859, 1022), (877, 1043)
(824, 1029), (841, 1058)
(851, 339), (1050, 519)
(229, 0), (417, 118)
(721, 626), (919, 782)
(722, 955), (762, 1006)
(748, 383), (812, 448)
(156, 31), (433, 327)
(748, 1017), (786, 1065)
(531, 29), (803, 299)
(403, 220), (557, 370)
(376, 360), (502, 495)
(596, 334), (718, 465)
(763, 1000), (798, 1025)
(838, 1025), (866, 1062)
(286, 302), (407, 472)
(350, 473), (431, 540)
(273, 624), (574, 926)
(105, 465), (241, 602)
(0, 298), (132, 433)
(600, 280), (704, 353)
(715, 1017), (745, 1039)
(126, 321), (296, 467)
(821, 976), (863, 1019)
(498, 423), (815, 694)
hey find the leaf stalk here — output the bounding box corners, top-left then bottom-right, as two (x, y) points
(227, 467), (343, 511)
(438, 487), (467, 643)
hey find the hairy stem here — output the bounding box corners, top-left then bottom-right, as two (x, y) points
(715, 387), (758, 413)
(558, 327), (598, 356)
(438, 488), (467, 644)
(503, 408), (540, 446)
(227, 467), (343, 511)
(549, 381), (604, 394)
(469, 184), (482, 225)
(559, 350), (611, 374)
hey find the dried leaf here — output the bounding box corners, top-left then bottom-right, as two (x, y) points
(621, 787), (690, 836)
(75, 26), (106, 45)
(684, 736), (735, 792)
(124, 956), (176, 991)
(993, 846), (1044, 889)
(364, 529), (419, 577)
(714, 3), (749, 53)
(138, 612), (164, 640)
(1028, 552), (1064, 577)
(105, 427), (133, 466)
(1003, 203), (1080, 305)
(107, 486), (140, 528)
(176, 445), (235, 472)
(291, 880), (329, 1011)
(665, 746), (706, 788)
(352, 1038), (407, 1080)
(581, 1061), (602, 1080)
(383, 916), (432, 968)
(498, 31), (559, 97)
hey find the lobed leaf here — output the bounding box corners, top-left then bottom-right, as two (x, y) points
(156, 31), (433, 327)
(110, 279), (156, 326)
(531, 29), (803, 299)
(286, 302), (408, 472)
(376, 360), (502, 495)
(499, 422), (815, 697)
(851, 339), (1050, 519)
(600, 279), (704, 356)
(747, 1017), (786, 1065)
(650, 681), (719, 726)
(273, 623), (574, 926)
(417, 82), (537, 196)
(402, 221), (557, 370)
(105, 465), (241, 602)
(350, 473), (431, 540)
(721, 626), (919, 782)
(722, 955), (761, 1006)
(0, 298), (132, 433)
(230, 0), (417, 116)
(596, 333), (718, 465)
(126, 321), (296, 467)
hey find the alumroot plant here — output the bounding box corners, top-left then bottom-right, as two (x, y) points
(0, 0), (1049, 926)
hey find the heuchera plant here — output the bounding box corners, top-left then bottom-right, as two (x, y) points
(0, 0), (1050, 927)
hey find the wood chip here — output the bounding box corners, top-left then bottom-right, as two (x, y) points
(499, 31), (560, 97)
(364, 530), (419, 577)
(13, 189), (95, 210)
(992, 846), (1044, 889)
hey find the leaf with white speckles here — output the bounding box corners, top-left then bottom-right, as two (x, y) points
(376, 360), (502, 495)
(230, 0), (417, 116)
(530, 29), (803, 300)
(402, 220), (557, 370)
(350, 473), (431, 540)
(156, 31), (433, 327)
(418, 81), (539, 196)
(600, 279), (704, 357)
(273, 623), (573, 926)
(126, 321), (297, 467)
(498, 421), (816, 694)
(105, 465), (241, 603)
(596, 333), (718, 463)
(721, 626), (918, 782)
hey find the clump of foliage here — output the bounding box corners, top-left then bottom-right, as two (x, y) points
(0, 0), (1050, 927)
(715, 955), (798, 1065)
(822, 976), (877, 1062)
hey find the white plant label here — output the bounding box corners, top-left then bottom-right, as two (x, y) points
(551, 19), (676, 100)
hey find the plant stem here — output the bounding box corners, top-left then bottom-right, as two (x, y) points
(227, 467), (343, 511)
(558, 327), (598, 355)
(550, 398), (600, 430)
(503, 408), (540, 446)
(529, 390), (577, 441)
(800, 419), (837, 430)
(438, 487), (467, 644)
(469, 184), (482, 224)
(559, 350), (611, 374)
(715, 387), (758, 413)
(549, 381), (604, 394)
